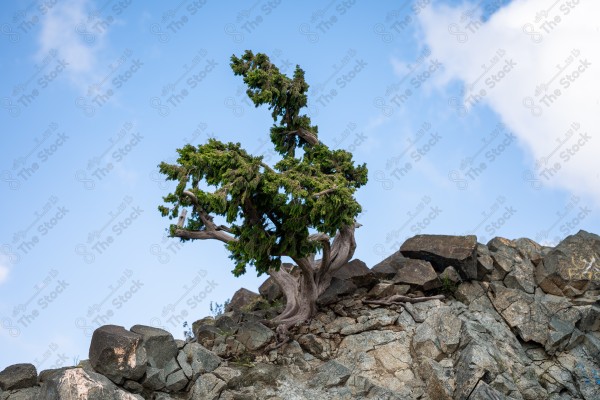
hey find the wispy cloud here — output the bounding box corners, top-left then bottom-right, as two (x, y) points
(36, 0), (108, 92)
(416, 0), (600, 204)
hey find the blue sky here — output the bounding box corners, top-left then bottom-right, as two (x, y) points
(1, 0), (598, 369)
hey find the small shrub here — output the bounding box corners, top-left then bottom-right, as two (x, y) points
(183, 321), (194, 341)
(210, 298), (230, 317)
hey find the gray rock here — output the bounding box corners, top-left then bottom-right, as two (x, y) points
(214, 315), (237, 333)
(503, 258), (536, 294)
(140, 366), (165, 391)
(122, 379), (144, 394)
(130, 325), (178, 369)
(0, 386), (40, 400)
(194, 324), (221, 348)
(236, 321), (274, 351)
(39, 367), (142, 399)
(487, 283), (549, 346)
(0, 364), (37, 391)
(88, 325), (147, 384)
(439, 266), (462, 284)
(487, 236), (517, 252)
(317, 277), (356, 305)
(182, 342), (221, 377)
(415, 358), (453, 400)
(259, 272), (284, 302)
(188, 373), (226, 400)
(400, 234), (478, 279)
(370, 251), (409, 279)
(514, 237), (544, 265)
(165, 369), (188, 392)
(536, 230), (600, 297)
(163, 357), (180, 377)
(227, 363), (280, 389)
(367, 282), (395, 298)
(175, 351), (193, 380)
(309, 360), (351, 388)
(477, 253), (495, 281)
(225, 288), (260, 312)
(469, 380), (508, 399)
(332, 259), (377, 288)
(393, 259), (441, 291)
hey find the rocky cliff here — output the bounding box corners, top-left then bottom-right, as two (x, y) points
(1, 230), (599, 400)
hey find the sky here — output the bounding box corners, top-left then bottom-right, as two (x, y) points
(1, 0), (598, 370)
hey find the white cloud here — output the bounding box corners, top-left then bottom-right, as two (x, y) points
(36, 0), (108, 92)
(416, 0), (600, 204)
(0, 261), (9, 285)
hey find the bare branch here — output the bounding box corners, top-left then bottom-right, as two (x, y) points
(177, 209), (187, 227)
(285, 128), (319, 146)
(261, 162), (275, 174)
(313, 186), (337, 198)
(172, 227), (237, 244)
(183, 190), (215, 229)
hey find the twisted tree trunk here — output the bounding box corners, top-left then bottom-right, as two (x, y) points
(267, 223), (359, 328)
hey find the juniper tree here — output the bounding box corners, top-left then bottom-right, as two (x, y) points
(158, 50), (368, 328)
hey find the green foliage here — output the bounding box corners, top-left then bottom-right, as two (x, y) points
(440, 275), (458, 294)
(231, 350), (256, 368)
(158, 50), (368, 277)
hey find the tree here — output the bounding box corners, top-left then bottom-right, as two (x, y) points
(158, 50), (368, 329)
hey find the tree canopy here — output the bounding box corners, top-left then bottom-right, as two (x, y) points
(158, 50), (367, 280)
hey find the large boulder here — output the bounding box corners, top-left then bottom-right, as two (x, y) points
(535, 230), (600, 297)
(88, 325), (147, 384)
(225, 288), (260, 312)
(331, 259), (377, 288)
(259, 277), (283, 302)
(400, 234), (478, 279)
(236, 321), (275, 351)
(181, 342), (221, 378)
(393, 259), (441, 291)
(39, 367), (143, 399)
(370, 251), (410, 279)
(130, 325), (178, 369)
(0, 364), (37, 391)
(317, 277), (357, 305)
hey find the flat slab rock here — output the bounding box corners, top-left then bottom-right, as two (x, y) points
(400, 234), (478, 279)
